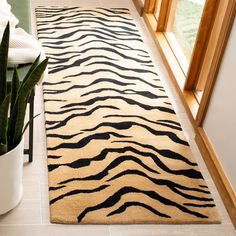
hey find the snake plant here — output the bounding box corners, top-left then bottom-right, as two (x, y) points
(0, 23), (48, 155)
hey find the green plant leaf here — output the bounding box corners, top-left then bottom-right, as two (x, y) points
(11, 95), (28, 147)
(0, 143), (7, 156)
(19, 54), (40, 92)
(23, 113), (40, 135)
(19, 58), (48, 98)
(7, 105), (17, 149)
(0, 95), (10, 155)
(23, 54), (40, 82)
(10, 68), (20, 114)
(9, 58), (48, 149)
(0, 22), (9, 105)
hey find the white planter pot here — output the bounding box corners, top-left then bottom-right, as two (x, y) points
(0, 139), (24, 215)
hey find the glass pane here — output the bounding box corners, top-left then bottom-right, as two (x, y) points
(173, 0), (206, 60)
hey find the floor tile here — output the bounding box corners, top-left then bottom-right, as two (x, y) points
(0, 199), (41, 225)
(0, 225), (110, 236)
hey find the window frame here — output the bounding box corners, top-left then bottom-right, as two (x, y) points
(142, 0), (236, 228)
(132, 0), (144, 15)
(157, 0), (218, 85)
(142, 0), (232, 126)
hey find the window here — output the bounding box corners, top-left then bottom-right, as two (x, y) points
(160, 0), (207, 74)
(172, 0), (206, 61)
(143, 0), (219, 118)
(143, 1), (236, 227)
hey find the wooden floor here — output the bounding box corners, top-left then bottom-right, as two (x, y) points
(0, 0), (235, 235)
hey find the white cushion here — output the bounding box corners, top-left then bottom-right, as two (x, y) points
(0, 0), (47, 84)
(0, 0), (19, 27)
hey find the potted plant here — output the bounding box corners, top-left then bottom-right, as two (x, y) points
(0, 23), (48, 214)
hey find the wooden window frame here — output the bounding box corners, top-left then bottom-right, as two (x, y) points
(132, 0), (144, 15)
(142, 0), (236, 228)
(143, 0), (224, 126)
(195, 0), (236, 126)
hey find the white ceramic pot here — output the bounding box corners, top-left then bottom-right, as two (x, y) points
(0, 139), (24, 215)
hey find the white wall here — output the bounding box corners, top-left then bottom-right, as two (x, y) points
(203, 18), (236, 193)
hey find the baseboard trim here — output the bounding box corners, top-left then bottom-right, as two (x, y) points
(195, 128), (236, 229)
(132, 0), (143, 15)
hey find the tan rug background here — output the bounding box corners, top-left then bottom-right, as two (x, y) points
(36, 6), (220, 224)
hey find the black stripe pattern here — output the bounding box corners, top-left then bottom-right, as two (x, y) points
(36, 6), (219, 224)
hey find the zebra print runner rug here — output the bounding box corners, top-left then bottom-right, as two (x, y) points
(36, 7), (220, 224)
